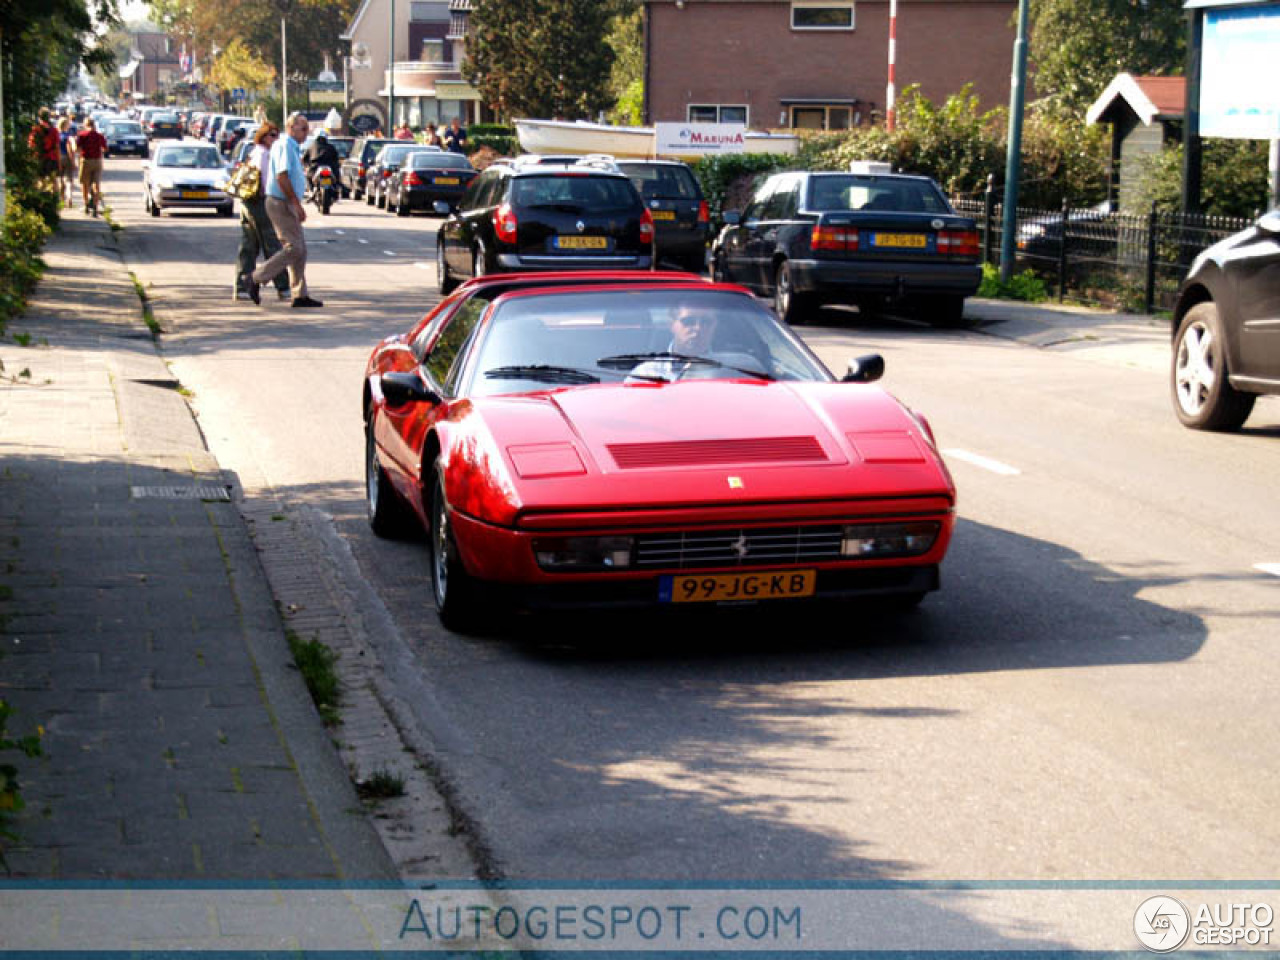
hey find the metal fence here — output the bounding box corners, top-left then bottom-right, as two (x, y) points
(951, 194), (1253, 313)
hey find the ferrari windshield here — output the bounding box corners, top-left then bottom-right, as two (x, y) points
(464, 288), (830, 397)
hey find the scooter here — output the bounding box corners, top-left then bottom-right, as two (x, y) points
(309, 165), (339, 215)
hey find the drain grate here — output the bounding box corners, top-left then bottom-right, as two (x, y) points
(131, 485), (232, 502)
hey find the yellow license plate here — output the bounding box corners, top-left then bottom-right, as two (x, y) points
(873, 233), (926, 248)
(663, 570), (817, 603)
(182, 191), (209, 199)
(434, 177), (460, 185)
(556, 236), (608, 250)
(651, 210), (676, 220)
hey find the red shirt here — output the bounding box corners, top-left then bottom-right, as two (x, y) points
(76, 129), (107, 160)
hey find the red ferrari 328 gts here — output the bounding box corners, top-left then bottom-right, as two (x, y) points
(363, 271), (956, 631)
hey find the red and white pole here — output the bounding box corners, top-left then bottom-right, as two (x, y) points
(886, 0), (898, 131)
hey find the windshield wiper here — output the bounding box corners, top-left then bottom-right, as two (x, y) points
(484, 364), (599, 384)
(596, 352), (774, 381)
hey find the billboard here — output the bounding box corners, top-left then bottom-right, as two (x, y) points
(1200, 4), (1280, 139)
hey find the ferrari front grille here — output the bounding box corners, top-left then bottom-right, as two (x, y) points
(634, 525), (844, 568)
(609, 436), (827, 469)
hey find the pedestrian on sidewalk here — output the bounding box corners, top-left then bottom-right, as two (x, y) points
(57, 116), (78, 208)
(75, 117), (108, 216)
(244, 112), (323, 309)
(234, 124), (291, 302)
(28, 108), (60, 189)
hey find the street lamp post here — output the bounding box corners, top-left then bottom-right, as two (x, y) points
(388, 0), (396, 129)
(998, 0), (1031, 282)
(281, 16), (288, 120)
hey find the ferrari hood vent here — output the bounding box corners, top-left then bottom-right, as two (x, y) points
(607, 436), (827, 469)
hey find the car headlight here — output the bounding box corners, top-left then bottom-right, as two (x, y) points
(215, 178), (230, 191)
(153, 176), (175, 189)
(840, 522), (939, 558)
(534, 536), (634, 571)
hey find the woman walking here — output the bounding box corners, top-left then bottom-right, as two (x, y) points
(57, 116), (78, 208)
(235, 125), (291, 301)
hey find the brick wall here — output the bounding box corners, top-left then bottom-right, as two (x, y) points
(647, 0), (1016, 127)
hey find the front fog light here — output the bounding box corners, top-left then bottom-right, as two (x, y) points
(841, 522), (939, 558)
(534, 536), (634, 571)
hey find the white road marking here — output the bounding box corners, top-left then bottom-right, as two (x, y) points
(357, 238), (369, 245)
(384, 250), (397, 256)
(414, 261), (432, 270)
(334, 229), (346, 235)
(941, 448), (1021, 476)
(1254, 563), (1280, 578)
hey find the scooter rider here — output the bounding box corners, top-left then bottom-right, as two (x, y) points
(304, 132), (341, 197)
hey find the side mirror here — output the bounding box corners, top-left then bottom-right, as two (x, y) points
(842, 354), (885, 384)
(433, 200), (452, 216)
(722, 210), (741, 226)
(1257, 211), (1280, 234)
(380, 371), (442, 407)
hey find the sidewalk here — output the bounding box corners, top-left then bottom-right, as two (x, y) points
(0, 210), (395, 880)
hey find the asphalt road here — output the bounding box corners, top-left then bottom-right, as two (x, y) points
(104, 154), (1280, 888)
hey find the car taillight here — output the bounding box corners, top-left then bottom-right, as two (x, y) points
(937, 229), (980, 257)
(403, 172), (422, 186)
(494, 202), (518, 244)
(640, 208), (655, 243)
(358, 164), (366, 176)
(382, 169), (391, 178)
(696, 200), (710, 225)
(810, 225), (859, 251)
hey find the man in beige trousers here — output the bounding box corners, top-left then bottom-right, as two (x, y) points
(245, 112), (323, 308)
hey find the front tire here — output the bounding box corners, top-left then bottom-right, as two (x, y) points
(437, 238), (457, 294)
(429, 469), (486, 634)
(366, 426), (416, 538)
(774, 261), (813, 324)
(1172, 301), (1256, 430)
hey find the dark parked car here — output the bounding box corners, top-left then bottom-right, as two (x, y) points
(366, 144), (433, 208)
(384, 150), (477, 216)
(617, 159), (710, 273)
(435, 159), (654, 293)
(146, 112), (183, 140)
(341, 137), (398, 200)
(710, 165), (982, 326)
(1170, 209), (1280, 430)
(1015, 203), (1117, 263)
(217, 117), (254, 156)
(103, 119), (149, 157)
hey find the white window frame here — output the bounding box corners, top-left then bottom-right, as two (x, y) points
(791, 1), (855, 31)
(686, 104), (750, 125)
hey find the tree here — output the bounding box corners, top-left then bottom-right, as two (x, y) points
(464, 0), (617, 120)
(208, 38), (276, 96)
(1029, 0), (1185, 117)
(606, 0), (643, 125)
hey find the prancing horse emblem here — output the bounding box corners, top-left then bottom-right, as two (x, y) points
(731, 534), (749, 559)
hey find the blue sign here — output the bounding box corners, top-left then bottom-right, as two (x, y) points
(231, 87), (246, 101)
(1201, 5), (1280, 139)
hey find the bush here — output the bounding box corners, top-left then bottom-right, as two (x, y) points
(1, 199), (54, 334)
(0, 697), (44, 869)
(977, 262), (1049, 301)
(690, 153), (794, 224)
(469, 133), (518, 157)
(1129, 140), (1269, 218)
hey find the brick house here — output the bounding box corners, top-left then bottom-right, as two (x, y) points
(118, 24), (183, 99)
(643, 0), (1017, 130)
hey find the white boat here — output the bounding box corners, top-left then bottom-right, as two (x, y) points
(514, 118), (798, 159)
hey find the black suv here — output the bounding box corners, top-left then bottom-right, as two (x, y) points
(435, 159), (654, 293)
(341, 137), (398, 200)
(711, 166), (982, 326)
(1171, 209), (1280, 431)
(617, 160), (710, 273)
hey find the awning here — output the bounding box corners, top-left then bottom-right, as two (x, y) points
(779, 97), (858, 105)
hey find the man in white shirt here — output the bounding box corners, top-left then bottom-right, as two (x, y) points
(245, 112), (323, 308)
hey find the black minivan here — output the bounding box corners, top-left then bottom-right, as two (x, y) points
(435, 159), (654, 293)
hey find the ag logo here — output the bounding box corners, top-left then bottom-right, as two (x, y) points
(1135, 896), (1190, 953)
